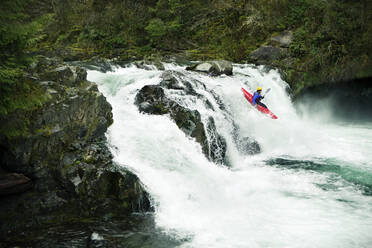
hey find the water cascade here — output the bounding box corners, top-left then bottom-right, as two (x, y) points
(87, 63), (372, 248)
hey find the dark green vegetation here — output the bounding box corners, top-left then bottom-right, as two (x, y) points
(0, 0), (50, 133)
(2, 0), (372, 107)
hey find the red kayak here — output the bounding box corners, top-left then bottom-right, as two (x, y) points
(241, 88), (278, 119)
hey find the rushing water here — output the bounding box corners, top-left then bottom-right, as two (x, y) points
(88, 63), (372, 248)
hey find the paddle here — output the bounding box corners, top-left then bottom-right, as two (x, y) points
(263, 88), (271, 97)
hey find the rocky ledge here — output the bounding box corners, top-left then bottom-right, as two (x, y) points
(0, 57), (151, 242)
(186, 60), (233, 76)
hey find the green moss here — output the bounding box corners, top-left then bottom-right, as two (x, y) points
(154, 103), (169, 114)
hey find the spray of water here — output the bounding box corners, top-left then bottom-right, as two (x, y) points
(88, 64), (372, 248)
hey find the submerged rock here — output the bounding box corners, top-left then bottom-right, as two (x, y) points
(135, 71), (227, 165)
(236, 137), (261, 155)
(186, 60), (233, 76)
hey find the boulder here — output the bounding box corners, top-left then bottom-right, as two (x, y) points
(135, 71), (227, 165)
(132, 60), (165, 71)
(236, 137), (261, 155)
(186, 60), (233, 76)
(135, 85), (208, 152)
(0, 173), (32, 196)
(250, 46), (284, 64)
(270, 31), (293, 48)
(160, 70), (197, 95)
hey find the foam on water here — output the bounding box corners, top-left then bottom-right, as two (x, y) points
(88, 64), (372, 248)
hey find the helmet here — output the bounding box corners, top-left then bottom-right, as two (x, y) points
(257, 87), (262, 91)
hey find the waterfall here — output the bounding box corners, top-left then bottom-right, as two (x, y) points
(87, 63), (372, 248)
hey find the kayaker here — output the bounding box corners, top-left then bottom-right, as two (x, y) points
(252, 87), (268, 108)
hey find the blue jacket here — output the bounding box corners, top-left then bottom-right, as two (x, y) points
(252, 91), (263, 105)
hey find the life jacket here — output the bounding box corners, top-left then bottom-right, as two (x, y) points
(252, 91), (262, 105)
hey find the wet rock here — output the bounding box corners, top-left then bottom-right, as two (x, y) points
(0, 173), (32, 196)
(132, 59), (165, 71)
(186, 60), (233, 76)
(237, 137), (261, 155)
(135, 85), (208, 151)
(160, 70), (197, 95)
(135, 85), (168, 114)
(135, 71), (227, 164)
(88, 232), (111, 248)
(206, 117), (227, 164)
(0, 56), (150, 237)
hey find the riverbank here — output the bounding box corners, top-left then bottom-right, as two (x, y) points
(0, 56), (153, 247)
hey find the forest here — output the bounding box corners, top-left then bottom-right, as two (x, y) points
(1, 0), (372, 117)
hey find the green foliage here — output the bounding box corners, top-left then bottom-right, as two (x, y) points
(290, 27), (307, 58)
(145, 18), (167, 43)
(0, 1), (51, 138)
(0, 0), (28, 58)
(1, 0), (372, 102)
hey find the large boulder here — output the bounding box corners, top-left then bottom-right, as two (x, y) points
(186, 60), (233, 76)
(135, 71), (227, 165)
(135, 84), (209, 155)
(250, 46), (285, 64)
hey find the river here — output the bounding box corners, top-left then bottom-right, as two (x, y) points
(87, 63), (372, 248)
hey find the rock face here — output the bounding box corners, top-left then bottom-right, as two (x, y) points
(135, 70), (227, 165)
(186, 60), (233, 76)
(0, 56), (150, 236)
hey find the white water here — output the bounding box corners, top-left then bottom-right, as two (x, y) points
(88, 64), (372, 248)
